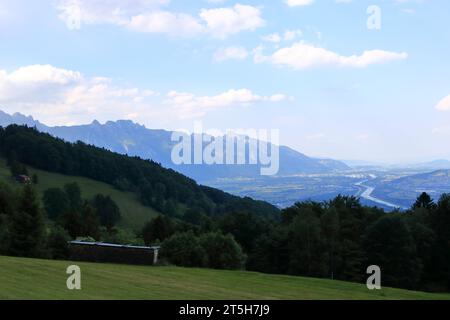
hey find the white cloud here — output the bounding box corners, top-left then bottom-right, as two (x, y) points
(127, 11), (204, 36)
(166, 89), (287, 118)
(57, 1), (264, 38)
(0, 65), (157, 125)
(436, 95), (450, 111)
(255, 42), (408, 70)
(213, 46), (249, 62)
(0, 65), (287, 124)
(262, 29), (302, 43)
(57, 0), (169, 27)
(285, 0), (315, 7)
(199, 4), (265, 38)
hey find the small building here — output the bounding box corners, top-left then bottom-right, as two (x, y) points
(68, 241), (160, 266)
(16, 175), (31, 184)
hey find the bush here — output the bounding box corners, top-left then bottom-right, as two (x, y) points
(101, 227), (143, 246)
(161, 231), (207, 268)
(47, 226), (70, 260)
(199, 232), (246, 270)
(0, 214), (10, 254)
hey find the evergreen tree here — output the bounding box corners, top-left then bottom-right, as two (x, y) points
(413, 192), (436, 210)
(43, 187), (69, 220)
(64, 183), (82, 212)
(363, 214), (421, 289)
(91, 194), (121, 229)
(288, 208), (327, 277)
(8, 185), (45, 258)
(142, 215), (175, 245)
(81, 201), (101, 240)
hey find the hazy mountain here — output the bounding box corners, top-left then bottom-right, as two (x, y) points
(0, 110), (351, 182)
(410, 159), (450, 170)
(372, 170), (450, 208)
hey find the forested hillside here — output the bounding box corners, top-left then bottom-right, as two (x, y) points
(0, 125), (278, 220)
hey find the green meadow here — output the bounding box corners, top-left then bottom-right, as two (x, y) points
(0, 255), (448, 300)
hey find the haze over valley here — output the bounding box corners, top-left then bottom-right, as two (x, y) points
(2, 110), (448, 211)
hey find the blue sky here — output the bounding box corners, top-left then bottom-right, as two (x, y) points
(0, 0), (449, 163)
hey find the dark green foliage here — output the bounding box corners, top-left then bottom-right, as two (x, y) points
(91, 194), (121, 229)
(81, 202), (101, 240)
(161, 231), (207, 267)
(7, 185), (46, 258)
(0, 182), (15, 216)
(183, 207), (206, 225)
(161, 230), (245, 270)
(47, 226), (70, 260)
(7, 150), (28, 177)
(101, 227), (143, 246)
(64, 182), (82, 212)
(43, 188), (69, 220)
(248, 226), (290, 274)
(413, 192), (436, 210)
(219, 211), (269, 253)
(199, 232), (246, 270)
(363, 214), (421, 289)
(0, 214), (9, 254)
(142, 215), (175, 245)
(428, 194), (450, 290)
(288, 208), (327, 277)
(58, 211), (84, 239)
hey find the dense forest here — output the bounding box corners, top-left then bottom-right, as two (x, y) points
(0, 125), (278, 219)
(0, 125), (450, 293)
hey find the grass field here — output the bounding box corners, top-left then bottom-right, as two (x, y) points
(0, 159), (159, 230)
(0, 255), (448, 300)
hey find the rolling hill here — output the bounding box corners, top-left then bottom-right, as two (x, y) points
(0, 158), (159, 230)
(0, 124), (279, 227)
(1, 255), (448, 300)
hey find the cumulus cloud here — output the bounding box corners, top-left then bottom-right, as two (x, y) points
(285, 0), (315, 7)
(166, 89), (287, 118)
(127, 11), (204, 36)
(435, 94), (450, 111)
(213, 46), (249, 62)
(199, 4), (265, 38)
(255, 42), (408, 70)
(261, 29), (302, 43)
(0, 65), (156, 125)
(57, 0), (264, 38)
(0, 64), (287, 124)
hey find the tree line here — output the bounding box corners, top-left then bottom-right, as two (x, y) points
(143, 193), (450, 292)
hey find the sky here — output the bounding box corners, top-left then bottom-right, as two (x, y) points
(0, 0), (449, 163)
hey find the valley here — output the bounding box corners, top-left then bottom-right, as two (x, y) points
(208, 169), (450, 210)
(1, 110), (449, 211)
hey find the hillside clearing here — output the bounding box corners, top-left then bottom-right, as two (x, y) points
(0, 159), (159, 230)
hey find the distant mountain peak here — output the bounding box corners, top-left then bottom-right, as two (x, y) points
(0, 109), (351, 181)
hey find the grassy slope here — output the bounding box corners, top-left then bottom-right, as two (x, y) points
(0, 159), (159, 230)
(0, 256), (448, 300)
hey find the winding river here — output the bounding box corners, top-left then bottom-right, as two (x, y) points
(355, 177), (407, 210)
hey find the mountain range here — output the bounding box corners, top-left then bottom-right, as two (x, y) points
(0, 110), (350, 182)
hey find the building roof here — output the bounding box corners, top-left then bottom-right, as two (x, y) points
(69, 241), (160, 250)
